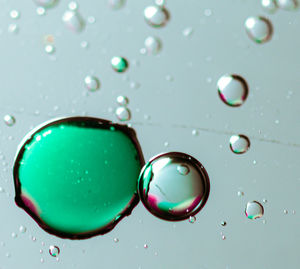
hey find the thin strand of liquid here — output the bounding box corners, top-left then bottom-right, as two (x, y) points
(245, 16), (273, 44)
(217, 74), (249, 107)
(138, 152), (210, 221)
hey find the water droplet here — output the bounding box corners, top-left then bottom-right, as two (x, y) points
(4, 115), (16, 126)
(261, 0), (278, 13)
(33, 0), (58, 8)
(189, 216), (196, 223)
(182, 27), (193, 37)
(229, 134), (250, 154)
(36, 7), (46, 16)
(116, 96), (129, 106)
(11, 232), (17, 238)
(177, 164), (190, 175)
(115, 107), (131, 121)
(45, 44), (55, 54)
(144, 36), (162, 55)
(13, 117), (144, 239)
(221, 235), (226, 240)
(245, 16), (273, 44)
(109, 0), (126, 9)
(192, 129), (198, 136)
(39, 249), (43, 253)
(144, 5), (169, 27)
(111, 56), (128, 73)
(84, 76), (100, 92)
(143, 244), (148, 249)
(277, 0), (298, 10)
(245, 201), (264, 219)
(62, 10), (85, 33)
(217, 74), (249, 107)
(8, 23), (18, 34)
(49, 245), (60, 257)
(19, 226), (27, 233)
(10, 10), (20, 19)
(113, 238), (119, 243)
(138, 152), (210, 221)
(283, 209), (288, 214)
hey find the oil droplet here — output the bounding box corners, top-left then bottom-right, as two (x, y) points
(261, 0), (278, 13)
(13, 117), (144, 239)
(217, 74), (249, 107)
(138, 152), (210, 221)
(144, 36), (162, 55)
(84, 76), (100, 92)
(33, 0), (58, 8)
(189, 216), (196, 223)
(229, 134), (250, 154)
(10, 10), (20, 19)
(245, 16), (273, 44)
(109, 0), (126, 9)
(49, 245), (60, 257)
(116, 96), (129, 106)
(115, 107), (131, 121)
(245, 201), (264, 219)
(4, 115), (16, 126)
(144, 5), (169, 27)
(277, 0), (298, 10)
(177, 164), (190, 175)
(111, 56), (128, 73)
(62, 10), (85, 33)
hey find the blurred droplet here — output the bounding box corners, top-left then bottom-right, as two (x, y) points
(10, 10), (20, 19)
(109, 0), (126, 9)
(19, 226), (27, 233)
(62, 10), (85, 33)
(277, 0), (298, 10)
(144, 36), (162, 55)
(245, 16), (273, 44)
(84, 76), (100, 92)
(111, 56), (129, 72)
(68, 1), (78, 11)
(144, 5), (169, 27)
(45, 44), (55, 54)
(113, 238), (119, 243)
(182, 27), (193, 37)
(245, 201), (264, 219)
(189, 216), (196, 223)
(36, 7), (46, 15)
(4, 115), (16, 126)
(229, 134), (250, 154)
(33, 0), (58, 8)
(261, 0), (278, 13)
(217, 74), (249, 107)
(8, 23), (18, 34)
(116, 96), (129, 106)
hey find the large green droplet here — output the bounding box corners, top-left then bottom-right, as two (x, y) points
(13, 117), (144, 239)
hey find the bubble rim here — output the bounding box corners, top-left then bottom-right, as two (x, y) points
(137, 151), (210, 222)
(13, 116), (145, 240)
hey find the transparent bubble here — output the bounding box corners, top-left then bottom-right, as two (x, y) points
(84, 76), (100, 91)
(49, 245), (60, 257)
(245, 201), (264, 219)
(111, 56), (129, 72)
(217, 74), (249, 107)
(62, 10), (85, 33)
(144, 36), (162, 55)
(144, 5), (169, 27)
(277, 0), (298, 10)
(33, 0), (58, 8)
(261, 0), (278, 13)
(229, 134), (250, 154)
(138, 152), (210, 221)
(245, 16), (273, 44)
(116, 95), (129, 106)
(4, 115), (16, 126)
(115, 107), (131, 121)
(109, 0), (126, 9)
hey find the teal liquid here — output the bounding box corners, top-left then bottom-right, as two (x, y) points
(13, 117), (144, 239)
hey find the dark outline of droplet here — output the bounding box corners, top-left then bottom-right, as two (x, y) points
(217, 74), (249, 107)
(13, 116), (145, 240)
(229, 134), (251, 154)
(137, 152), (210, 221)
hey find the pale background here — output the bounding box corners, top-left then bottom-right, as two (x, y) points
(0, 0), (299, 268)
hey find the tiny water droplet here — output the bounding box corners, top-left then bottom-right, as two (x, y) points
(262, 199), (267, 203)
(277, 0), (298, 10)
(177, 164), (190, 175)
(109, 0), (126, 9)
(204, 9), (212, 16)
(80, 40), (89, 48)
(111, 56), (128, 73)
(144, 5), (169, 27)
(68, 1), (78, 11)
(283, 209), (288, 214)
(192, 129), (198, 136)
(143, 244), (148, 249)
(116, 96), (129, 106)
(36, 7), (46, 16)
(182, 27), (193, 37)
(4, 115), (16, 126)
(229, 134), (250, 154)
(87, 16), (96, 24)
(10, 10), (20, 19)
(221, 235), (226, 240)
(261, 0), (278, 13)
(84, 76), (100, 92)
(49, 245), (60, 257)
(115, 107), (131, 121)
(33, 0), (58, 8)
(39, 249), (43, 254)
(8, 23), (18, 34)
(45, 44), (55, 54)
(144, 36), (162, 55)
(113, 238), (119, 243)
(19, 226), (27, 233)
(62, 10), (85, 33)
(217, 74), (249, 107)
(11, 232), (17, 238)
(40, 258), (44, 263)
(189, 216), (196, 223)
(245, 16), (273, 44)
(245, 201), (264, 219)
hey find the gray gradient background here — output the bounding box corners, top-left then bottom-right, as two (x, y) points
(0, 0), (299, 268)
